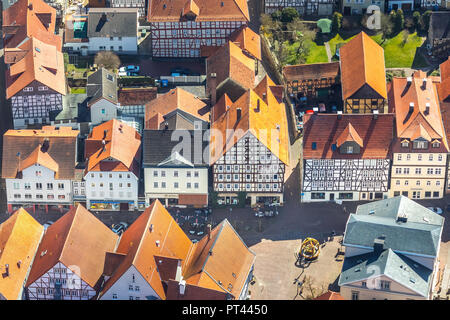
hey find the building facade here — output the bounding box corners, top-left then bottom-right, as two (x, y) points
(388, 71), (448, 200)
(301, 113), (394, 202)
(147, 0), (249, 58)
(264, 0), (334, 15)
(342, 0), (385, 15)
(110, 0), (146, 18)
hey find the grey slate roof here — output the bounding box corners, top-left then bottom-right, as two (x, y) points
(344, 196), (444, 257)
(338, 248), (433, 298)
(50, 93), (90, 123)
(143, 130), (209, 167)
(87, 8), (138, 38)
(87, 68), (118, 106)
(428, 12), (450, 41)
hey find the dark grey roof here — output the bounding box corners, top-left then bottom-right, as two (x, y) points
(50, 93), (90, 122)
(143, 130), (209, 167)
(344, 196), (444, 257)
(428, 12), (450, 41)
(87, 8), (138, 38)
(338, 249), (433, 298)
(87, 68), (118, 105)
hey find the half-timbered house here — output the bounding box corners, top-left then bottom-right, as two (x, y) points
(25, 205), (119, 300)
(0, 208), (44, 300)
(2, 126), (80, 214)
(283, 61), (340, 98)
(147, 0), (250, 58)
(301, 112), (394, 202)
(210, 76), (289, 206)
(110, 0), (147, 18)
(388, 70), (449, 200)
(340, 32), (388, 114)
(264, 0), (334, 15)
(98, 200), (255, 300)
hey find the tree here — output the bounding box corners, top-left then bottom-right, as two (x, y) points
(331, 12), (343, 32)
(412, 11), (422, 31)
(94, 51), (121, 71)
(401, 29), (409, 47)
(286, 18), (309, 42)
(421, 10), (432, 32)
(237, 191), (247, 208)
(271, 10), (282, 21)
(281, 7), (299, 23)
(380, 13), (394, 42)
(394, 9), (404, 33)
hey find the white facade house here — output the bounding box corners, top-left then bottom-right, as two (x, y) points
(87, 68), (119, 125)
(84, 119), (142, 211)
(1, 126), (80, 214)
(143, 130), (209, 207)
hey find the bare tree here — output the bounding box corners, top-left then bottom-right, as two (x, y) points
(302, 276), (328, 299)
(94, 51), (121, 71)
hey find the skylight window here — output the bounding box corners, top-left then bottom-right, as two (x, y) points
(312, 142), (317, 150)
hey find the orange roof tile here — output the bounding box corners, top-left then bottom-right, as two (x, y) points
(389, 71), (448, 151)
(314, 291), (345, 300)
(85, 119), (141, 175)
(302, 113), (394, 159)
(438, 57), (450, 102)
(144, 88), (209, 129)
(210, 75), (289, 165)
(26, 205), (118, 288)
(283, 62), (340, 82)
(99, 200), (193, 300)
(18, 144), (59, 173)
(229, 26), (261, 60)
(6, 37), (66, 98)
(182, 219), (255, 299)
(336, 123), (363, 147)
(0, 208), (43, 300)
(340, 32), (387, 100)
(212, 93), (233, 122)
(148, 0), (249, 22)
(182, 0), (200, 16)
(2, 0), (58, 50)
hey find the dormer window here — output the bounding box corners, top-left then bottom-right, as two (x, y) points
(432, 140), (440, 148)
(413, 140), (428, 149)
(401, 140), (409, 148)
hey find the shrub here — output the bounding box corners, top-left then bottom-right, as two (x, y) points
(94, 51), (121, 71)
(331, 12), (343, 32)
(281, 7), (299, 23)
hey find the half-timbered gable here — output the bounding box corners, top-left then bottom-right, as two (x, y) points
(147, 0), (250, 58)
(0, 208), (44, 300)
(340, 32), (387, 114)
(25, 205), (119, 300)
(210, 75), (289, 206)
(302, 113), (394, 202)
(264, 0), (334, 15)
(388, 70), (449, 200)
(6, 37), (66, 129)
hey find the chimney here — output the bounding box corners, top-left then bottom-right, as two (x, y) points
(397, 213), (408, 223)
(236, 108), (242, 122)
(179, 279), (186, 295)
(17, 260), (21, 269)
(373, 238), (385, 254)
(337, 110), (342, 119)
(149, 224), (154, 233)
(155, 240), (160, 247)
(422, 78), (427, 89)
(409, 102), (414, 113)
(4, 264), (9, 277)
(207, 224), (211, 240)
(425, 103), (430, 115)
(313, 107), (318, 114)
(373, 110), (379, 120)
(406, 76), (412, 83)
(262, 92), (267, 101)
(103, 129), (107, 139)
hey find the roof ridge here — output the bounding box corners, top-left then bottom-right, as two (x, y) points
(200, 220), (226, 273)
(59, 206), (81, 268)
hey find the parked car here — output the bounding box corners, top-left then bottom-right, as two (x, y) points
(427, 207), (443, 215)
(118, 71), (127, 77)
(121, 65), (139, 72)
(43, 221), (54, 230)
(111, 222), (128, 234)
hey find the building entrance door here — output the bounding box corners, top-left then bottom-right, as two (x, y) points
(330, 193), (335, 201)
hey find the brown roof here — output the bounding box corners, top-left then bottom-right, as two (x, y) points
(438, 57), (450, 102)
(0, 208), (43, 300)
(206, 41), (255, 96)
(229, 26), (261, 60)
(336, 123), (364, 147)
(389, 71), (448, 151)
(2, 126), (79, 179)
(302, 113), (395, 159)
(144, 88), (209, 129)
(212, 93), (233, 122)
(210, 75), (289, 165)
(314, 291), (345, 300)
(85, 119), (141, 175)
(166, 279), (228, 299)
(25, 205), (119, 288)
(99, 200), (193, 300)
(340, 32), (387, 100)
(118, 87), (157, 106)
(2, 0), (59, 50)
(283, 62), (340, 82)
(147, 0), (250, 22)
(6, 37), (66, 98)
(178, 194), (208, 206)
(182, 219), (255, 299)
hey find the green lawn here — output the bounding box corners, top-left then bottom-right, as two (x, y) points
(328, 34), (357, 57)
(70, 87), (87, 94)
(283, 39), (328, 65)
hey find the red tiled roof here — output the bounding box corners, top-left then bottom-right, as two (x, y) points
(229, 26), (261, 60)
(148, 0), (250, 22)
(26, 205), (119, 288)
(118, 87), (157, 106)
(283, 62), (339, 82)
(314, 291), (345, 300)
(302, 113), (394, 159)
(340, 32), (387, 100)
(336, 123), (363, 147)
